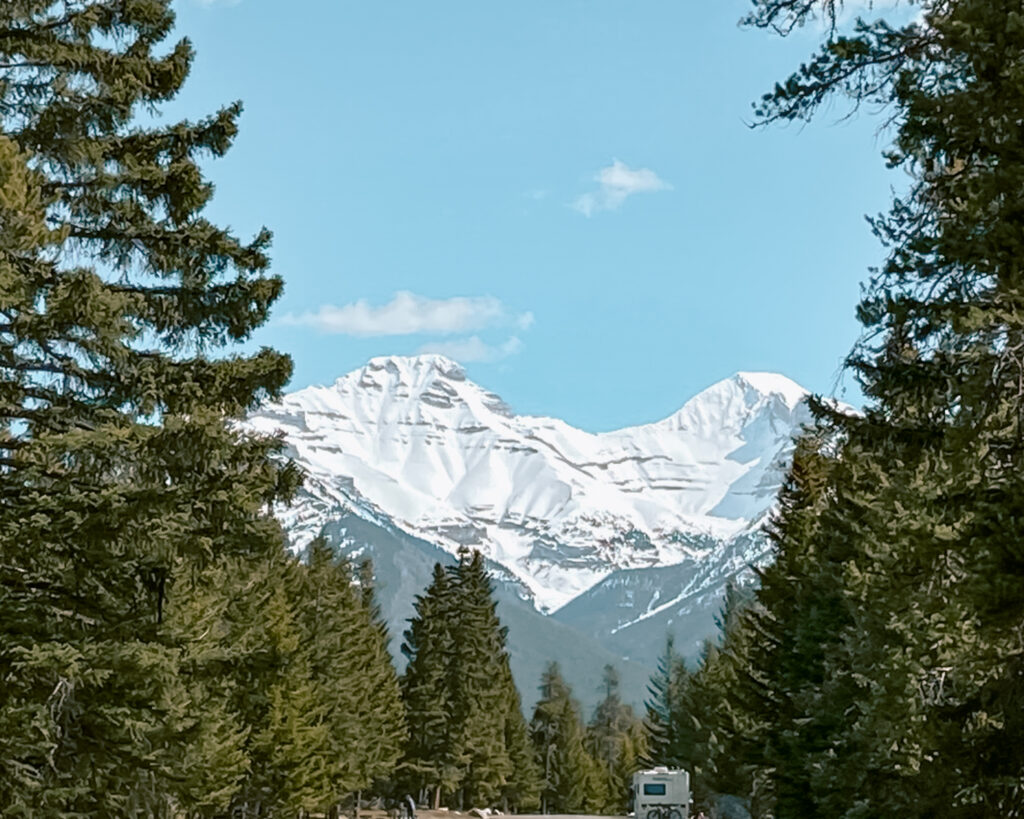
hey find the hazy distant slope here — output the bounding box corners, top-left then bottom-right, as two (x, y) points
(248, 354), (814, 706)
(250, 355), (811, 612)
(317, 511), (650, 712)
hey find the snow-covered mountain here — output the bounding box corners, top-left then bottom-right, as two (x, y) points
(248, 354), (812, 614)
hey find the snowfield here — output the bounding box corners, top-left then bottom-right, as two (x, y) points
(248, 354), (813, 614)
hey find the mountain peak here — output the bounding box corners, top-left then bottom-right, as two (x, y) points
(365, 352), (462, 371)
(732, 371), (808, 409)
(251, 358), (816, 612)
(358, 353), (466, 383)
(655, 370), (808, 436)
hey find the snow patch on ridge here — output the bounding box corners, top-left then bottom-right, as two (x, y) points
(249, 355), (815, 613)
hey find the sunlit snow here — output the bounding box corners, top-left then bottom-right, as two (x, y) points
(247, 354), (814, 612)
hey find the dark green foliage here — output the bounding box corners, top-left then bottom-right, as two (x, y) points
(163, 558), (254, 817)
(672, 585), (765, 816)
(342, 551), (407, 799)
(400, 563), (460, 805)
(586, 665), (648, 814)
(498, 657), (543, 812)
(399, 550), (535, 810)
(677, 1), (1024, 816)
(185, 553), (325, 817)
(297, 542), (367, 802)
(530, 662), (602, 814)
(697, 437), (846, 817)
(448, 550), (514, 807)
(643, 634), (685, 767)
(0, 1), (296, 813)
(191, 544), (405, 817)
(246, 573), (332, 815)
(1, 3), (413, 815)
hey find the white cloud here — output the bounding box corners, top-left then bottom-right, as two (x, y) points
(282, 291), (531, 337)
(572, 160), (672, 217)
(418, 335), (523, 363)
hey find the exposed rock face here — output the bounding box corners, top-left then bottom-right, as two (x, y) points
(250, 355), (810, 610)
(247, 355), (814, 704)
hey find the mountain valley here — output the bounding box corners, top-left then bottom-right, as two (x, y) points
(247, 354), (814, 708)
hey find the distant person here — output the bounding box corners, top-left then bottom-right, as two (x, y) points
(403, 794), (416, 819)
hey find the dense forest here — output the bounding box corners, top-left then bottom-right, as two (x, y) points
(638, 0), (1024, 817)
(3, 0), (1023, 816)
(0, 2), (644, 812)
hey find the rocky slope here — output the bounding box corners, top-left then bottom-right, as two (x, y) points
(247, 354), (814, 706)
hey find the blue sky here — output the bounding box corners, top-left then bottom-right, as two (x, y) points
(170, 0), (904, 431)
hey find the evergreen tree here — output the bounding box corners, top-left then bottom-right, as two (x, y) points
(448, 549), (514, 808)
(163, 558), (252, 817)
(724, 0), (1024, 814)
(228, 556), (331, 817)
(184, 542), (404, 817)
(672, 584), (764, 815)
(400, 563), (460, 806)
(400, 551), (527, 810)
(530, 662), (601, 814)
(296, 541), (365, 806)
(586, 665), (648, 814)
(643, 634), (685, 767)
(250, 653), (331, 816)
(347, 554), (407, 801)
(653, 440), (843, 817)
(498, 657), (542, 812)
(220, 541), (407, 817)
(0, 1), (296, 811)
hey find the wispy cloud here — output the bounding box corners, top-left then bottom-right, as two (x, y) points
(572, 160), (671, 217)
(418, 335), (523, 363)
(282, 291), (532, 337)
(516, 311), (535, 330)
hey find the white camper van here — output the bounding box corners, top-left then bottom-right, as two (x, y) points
(631, 767), (691, 819)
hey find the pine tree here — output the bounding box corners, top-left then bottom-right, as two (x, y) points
(498, 657), (542, 812)
(163, 558), (251, 817)
(348, 555), (407, 801)
(251, 663), (331, 816)
(586, 665), (648, 814)
(657, 438), (847, 816)
(400, 563), (460, 806)
(733, 0), (1024, 814)
(448, 549), (515, 808)
(297, 540), (370, 809)
(0, 1), (297, 810)
(673, 584), (764, 815)
(530, 662), (601, 814)
(400, 551), (540, 810)
(643, 635), (685, 767)
(228, 556), (332, 817)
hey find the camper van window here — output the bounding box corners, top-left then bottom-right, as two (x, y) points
(642, 784), (667, 796)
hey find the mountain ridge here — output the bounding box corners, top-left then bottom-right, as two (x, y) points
(249, 354), (812, 613)
(245, 354), (818, 708)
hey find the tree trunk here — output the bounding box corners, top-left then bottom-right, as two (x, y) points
(433, 785), (441, 810)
